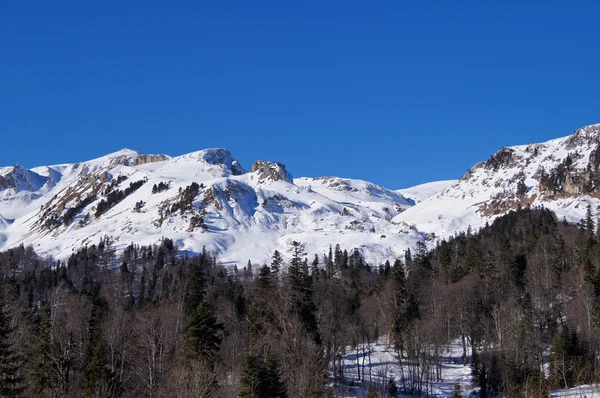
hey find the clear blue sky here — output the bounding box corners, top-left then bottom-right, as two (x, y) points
(1, 1), (599, 188)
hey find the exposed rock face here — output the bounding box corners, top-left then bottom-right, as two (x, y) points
(0, 165), (47, 192)
(132, 154), (170, 166)
(250, 160), (293, 183)
(484, 148), (518, 171)
(566, 123), (600, 149)
(197, 149), (245, 176)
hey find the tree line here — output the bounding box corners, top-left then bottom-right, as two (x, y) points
(0, 206), (600, 396)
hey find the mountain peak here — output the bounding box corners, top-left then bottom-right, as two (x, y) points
(250, 160), (293, 182)
(176, 148), (245, 176)
(566, 123), (600, 148)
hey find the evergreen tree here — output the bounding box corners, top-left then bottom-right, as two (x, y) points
(287, 241), (321, 344)
(83, 296), (114, 397)
(250, 265), (277, 336)
(184, 257), (207, 316)
(270, 250), (283, 280)
(334, 244), (342, 270)
(586, 204), (596, 237)
(549, 326), (587, 390)
(383, 260), (391, 279)
(186, 302), (224, 365)
(326, 246), (334, 278)
(0, 298), (23, 397)
(311, 254), (319, 277)
(240, 349), (286, 398)
(390, 259), (418, 350)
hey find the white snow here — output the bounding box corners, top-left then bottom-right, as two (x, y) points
(2, 123), (600, 267)
(394, 124), (600, 243)
(0, 149), (425, 266)
(334, 337), (477, 397)
(396, 180), (458, 204)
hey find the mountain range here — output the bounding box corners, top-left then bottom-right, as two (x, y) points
(2, 123), (600, 266)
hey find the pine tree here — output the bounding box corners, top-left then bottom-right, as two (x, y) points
(270, 250), (283, 281)
(0, 298), (23, 397)
(83, 296), (113, 398)
(184, 257), (207, 316)
(249, 265), (277, 337)
(334, 244), (342, 270)
(586, 204), (596, 237)
(186, 302), (224, 364)
(311, 254), (319, 277)
(30, 306), (53, 395)
(390, 259), (418, 350)
(240, 349), (286, 398)
(287, 241), (321, 344)
(326, 246), (334, 277)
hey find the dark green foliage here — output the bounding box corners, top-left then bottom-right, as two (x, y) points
(240, 349), (287, 398)
(63, 195), (96, 226)
(516, 180), (527, 198)
(386, 378), (398, 397)
(586, 204), (595, 236)
(151, 181), (170, 194)
(485, 147), (514, 171)
(189, 214), (206, 230)
(0, 298), (24, 397)
(170, 182), (201, 214)
(286, 241), (321, 344)
(185, 301), (224, 364)
(29, 306), (53, 395)
(184, 256), (207, 316)
(270, 250), (283, 279)
(83, 296), (118, 397)
(550, 326), (590, 390)
(95, 179), (147, 217)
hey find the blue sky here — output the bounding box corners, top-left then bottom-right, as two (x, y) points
(1, 1), (599, 188)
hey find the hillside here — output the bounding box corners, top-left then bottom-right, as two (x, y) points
(394, 123), (600, 240)
(0, 148), (418, 265)
(3, 123), (600, 266)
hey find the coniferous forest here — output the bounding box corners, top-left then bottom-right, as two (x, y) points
(1, 207), (600, 396)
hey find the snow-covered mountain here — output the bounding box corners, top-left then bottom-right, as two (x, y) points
(396, 180), (457, 204)
(0, 148), (420, 265)
(394, 123), (600, 241)
(3, 123), (600, 266)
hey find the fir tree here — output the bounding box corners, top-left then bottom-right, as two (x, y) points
(185, 302), (224, 365)
(0, 298), (23, 397)
(586, 204), (596, 237)
(184, 257), (207, 316)
(240, 349), (286, 398)
(270, 250), (283, 280)
(287, 241), (321, 344)
(311, 254), (319, 278)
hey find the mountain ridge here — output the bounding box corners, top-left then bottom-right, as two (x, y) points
(2, 123), (600, 265)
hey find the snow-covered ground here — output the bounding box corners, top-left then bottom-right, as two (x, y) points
(396, 180), (458, 204)
(394, 124), (600, 242)
(551, 385), (600, 397)
(0, 148), (423, 266)
(332, 338), (477, 397)
(2, 123), (600, 266)
(333, 337), (600, 397)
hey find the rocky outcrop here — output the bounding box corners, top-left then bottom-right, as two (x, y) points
(0, 165), (47, 192)
(250, 160), (293, 183)
(566, 124), (600, 149)
(196, 149), (245, 176)
(132, 154), (170, 166)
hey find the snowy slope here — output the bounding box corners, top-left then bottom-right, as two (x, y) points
(0, 148), (421, 266)
(396, 180), (457, 204)
(3, 123), (600, 266)
(394, 123), (600, 241)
